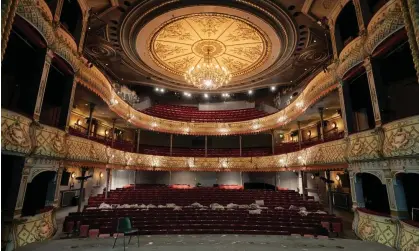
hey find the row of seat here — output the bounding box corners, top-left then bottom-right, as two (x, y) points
(142, 105), (269, 122)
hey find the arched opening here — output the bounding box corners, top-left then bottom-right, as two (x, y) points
(60, 0), (83, 45)
(1, 16), (47, 117)
(39, 55), (75, 129)
(397, 173), (419, 220)
(334, 2), (360, 54)
(347, 72), (376, 133)
(367, 0), (390, 15)
(374, 40), (419, 123)
(21, 171), (57, 216)
(359, 173), (390, 214)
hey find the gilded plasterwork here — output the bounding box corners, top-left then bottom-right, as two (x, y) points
(149, 13), (271, 78)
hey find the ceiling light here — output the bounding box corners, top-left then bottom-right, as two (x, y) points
(184, 45), (231, 90)
(204, 93), (209, 98)
(271, 86), (276, 91)
(248, 90), (253, 95)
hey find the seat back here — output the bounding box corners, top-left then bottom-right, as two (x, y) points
(117, 217), (132, 231)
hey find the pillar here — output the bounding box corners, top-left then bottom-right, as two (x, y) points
(297, 121), (302, 149)
(326, 170), (334, 214)
(400, 0), (419, 82)
(111, 118), (116, 147)
(65, 79), (78, 132)
(364, 57), (385, 126)
(105, 168), (110, 199)
(14, 167), (30, 218)
(353, 0), (372, 34)
(33, 50), (54, 122)
(53, 167), (64, 207)
(239, 136), (242, 157)
(385, 176), (409, 219)
(170, 134), (173, 156)
(86, 103), (95, 138)
(319, 107), (325, 141)
(53, 0), (64, 22)
(338, 81), (354, 136)
(1, 0), (20, 60)
(136, 129), (141, 153)
(78, 10), (90, 53)
(349, 172), (365, 210)
(77, 167), (88, 213)
(405, 0), (419, 48)
(205, 136), (208, 157)
(329, 23), (341, 59)
(271, 130), (275, 154)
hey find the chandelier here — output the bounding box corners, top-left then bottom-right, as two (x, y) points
(184, 47), (231, 90)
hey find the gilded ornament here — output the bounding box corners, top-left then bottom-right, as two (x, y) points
(4, 121), (31, 147)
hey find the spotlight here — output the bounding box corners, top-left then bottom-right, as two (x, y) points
(270, 86), (276, 91)
(248, 90), (253, 95)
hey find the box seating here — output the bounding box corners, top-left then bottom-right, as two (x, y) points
(142, 104), (269, 122)
(65, 187), (340, 237)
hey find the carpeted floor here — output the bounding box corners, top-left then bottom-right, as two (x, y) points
(16, 234), (394, 251)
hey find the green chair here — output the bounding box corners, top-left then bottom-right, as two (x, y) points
(112, 217), (139, 250)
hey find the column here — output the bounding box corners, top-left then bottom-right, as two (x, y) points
(239, 136), (242, 157)
(385, 176), (409, 219)
(349, 172), (365, 209)
(400, 0), (419, 81)
(77, 167), (88, 213)
(1, 0), (20, 60)
(302, 171), (308, 200)
(65, 79), (78, 132)
(338, 81), (354, 136)
(86, 103), (95, 138)
(319, 107), (325, 141)
(353, 0), (371, 34)
(326, 170), (334, 214)
(364, 57), (385, 126)
(14, 167), (30, 218)
(297, 121), (302, 149)
(133, 171), (136, 190)
(33, 50), (54, 122)
(53, 0), (64, 22)
(136, 129), (141, 153)
(170, 134), (173, 156)
(105, 168), (110, 199)
(53, 167), (64, 208)
(111, 118), (116, 147)
(271, 130), (275, 154)
(78, 10), (90, 53)
(205, 136), (208, 157)
(405, 0), (419, 48)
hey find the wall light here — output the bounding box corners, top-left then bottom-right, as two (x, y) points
(248, 90), (253, 95)
(204, 93), (209, 99)
(270, 86), (276, 91)
(160, 88), (165, 93)
(76, 119), (82, 126)
(332, 122), (337, 129)
(311, 175), (315, 179)
(307, 131), (311, 136)
(71, 172), (76, 179)
(336, 175), (340, 181)
(100, 172), (104, 178)
(105, 130), (109, 135)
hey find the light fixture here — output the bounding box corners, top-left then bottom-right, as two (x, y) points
(271, 86), (276, 91)
(184, 45), (231, 90)
(100, 172), (104, 178)
(105, 130), (108, 135)
(71, 172), (76, 179)
(76, 119), (82, 126)
(336, 175), (340, 181)
(311, 175), (315, 179)
(222, 93), (230, 98)
(307, 131), (311, 136)
(160, 88), (165, 93)
(248, 90), (253, 95)
(155, 87), (159, 92)
(204, 93), (209, 99)
(332, 122), (337, 129)
(314, 40), (317, 43)
(183, 92), (192, 97)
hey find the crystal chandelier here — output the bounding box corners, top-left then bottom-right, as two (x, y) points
(184, 47), (231, 90)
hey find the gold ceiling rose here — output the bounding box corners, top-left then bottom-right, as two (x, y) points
(184, 41), (232, 90)
(148, 13), (270, 87)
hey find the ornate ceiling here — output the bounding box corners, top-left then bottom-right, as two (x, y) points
(148, 13), (271, 81)
(85, 0), (331, 93)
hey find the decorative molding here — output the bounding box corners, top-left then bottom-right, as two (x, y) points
(10, 0), (408, 136)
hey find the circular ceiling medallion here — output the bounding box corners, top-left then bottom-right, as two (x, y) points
(148, 13), (271, 78)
